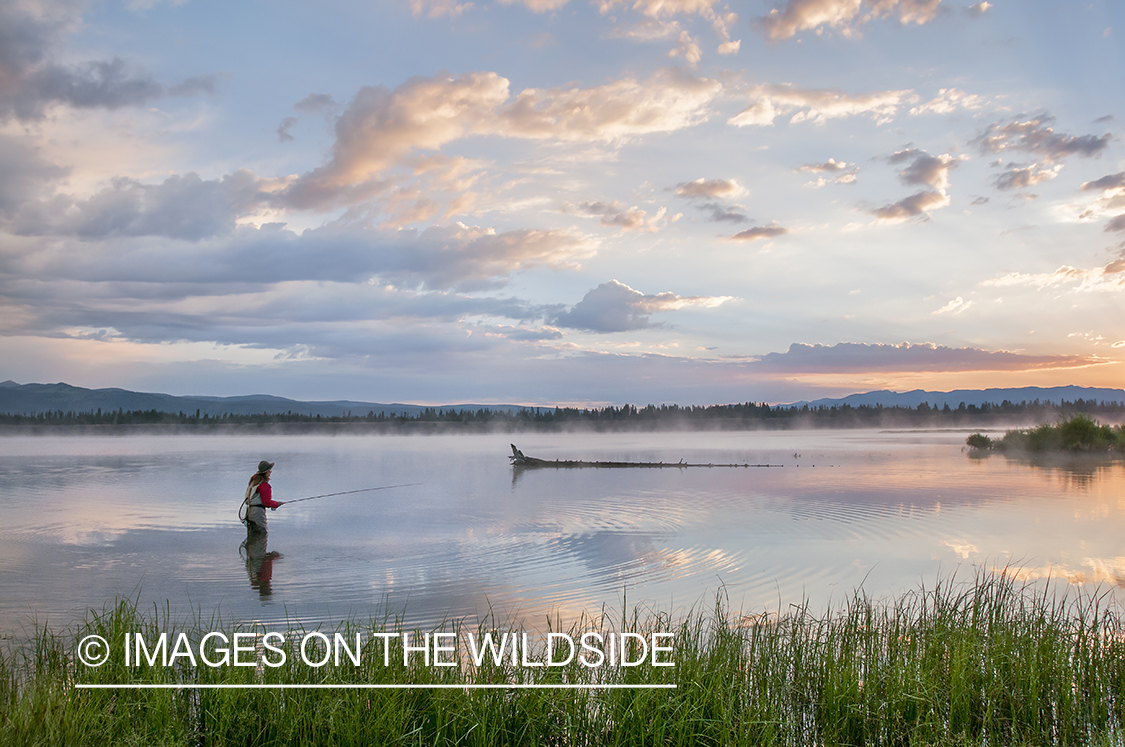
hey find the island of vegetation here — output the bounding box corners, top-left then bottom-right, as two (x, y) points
(967, 414), (1125, 454)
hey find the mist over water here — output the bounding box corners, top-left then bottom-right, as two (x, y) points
(1, 431), (1123, 634)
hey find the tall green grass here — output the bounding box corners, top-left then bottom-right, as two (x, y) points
(4, 572), (1125, 745)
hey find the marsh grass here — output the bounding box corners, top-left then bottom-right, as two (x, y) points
(4, 572), (1125, 745)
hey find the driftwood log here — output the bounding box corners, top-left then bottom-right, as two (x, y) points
(509, 444), (783, 469)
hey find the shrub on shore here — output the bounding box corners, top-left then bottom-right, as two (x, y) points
(967, 414), (1125, 454)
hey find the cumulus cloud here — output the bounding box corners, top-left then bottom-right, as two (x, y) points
(674, 178), (744, 198)
(0, 135), (69, 217)
(278, 93), (342, 142)
(672, 179), (748, 221)
(730, 224), (788, 241)
(982, 261), (1125, 293)
(599, 0), (742, 57)
(1080, 172), (1125, 192)
(750, 341), (1101, 373)
(551, 279), (731, 332)
(973, 115), (1111, 163)
(729, 83), (912, 127)
(571, 200), (669, 233)
(870, 190), (950, 222)
(698, 203), (749, 222)
(909, 87), (985, 115)
(0, 0), (210, 121)
(668, 30), (703, 64)
(756, 0), (942, 41)
(799, 158), (850, 173)
(992, 163), (1061, 191)
(799, 158), (858, 186)
(889, 149), (960, 190)
(869, 149), (958, 221)
(282, 68), (721, 210)
(499, 0), (568, 11)
(933, 296), (972, 314)
(411, 0), (474, 17)
(10, 170), (268, 241)
(1106, 215), (1125, 233)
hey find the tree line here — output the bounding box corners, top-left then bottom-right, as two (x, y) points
(2, 398), (1123, 430)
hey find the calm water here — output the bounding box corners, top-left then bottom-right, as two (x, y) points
(2, 430), (1124, 635)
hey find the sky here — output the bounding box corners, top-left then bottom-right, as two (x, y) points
(0, 0), (1122, 406)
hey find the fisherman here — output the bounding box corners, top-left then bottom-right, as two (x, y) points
(243, 460), (285, 533)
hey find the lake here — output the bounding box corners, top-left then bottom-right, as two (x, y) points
(2, 429), (1123, 636)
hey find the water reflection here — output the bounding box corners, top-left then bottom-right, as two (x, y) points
(240, 531), (282, 598)
(974, 451), (1124, 491)
(3, 431), (1125, 634)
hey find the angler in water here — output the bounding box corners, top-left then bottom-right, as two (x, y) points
(241, 460), (285, 533)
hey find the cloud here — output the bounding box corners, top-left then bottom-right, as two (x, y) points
(551, 279), (730, 332)
(167, 74), (221, 97)
(3, 220), (599, 294)
(968, 1), (990, 16)
(10, 171), (269, 241)
(282, 68), (721, 210)
(730, 225), (788, 241)
(730, 83), (912, 127)
(278, 93), (341, 142)
(411, 0), (474, 17)
(571, 200), (668, 232)
(749, 341), (1102, 373)
(1080, 172), (1125, 192)
(992, 163), (1061, 191)
(755, 0), (942, 42)
(870, 149), (958, 221)
(799, 158), (850, 173)
(698, 203), (748, 222)
(973, 115), (1112, 163)
(889, 149), (960, 190)
(799, 158), (857, 186)
(674, 178), (744, 198)
(933, 296), (972, 315)
(668, 30), (702, 65)
(673, 179), (747, 221)
(870, 190), (950, 222)
(599, 0), (742, 57)
(1106, 215), (1125, 233)
(0, 0), (210, 122)
(0, 135), (69, 217)
(909, 87), (986, 116)
(295, 93), (339, 114)
(982, 261), (1125, 292)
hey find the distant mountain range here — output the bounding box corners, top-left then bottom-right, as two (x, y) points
(2, 381), (1123, 417)
(0, 381), (527, 418)
(786, 386), (1125, 409)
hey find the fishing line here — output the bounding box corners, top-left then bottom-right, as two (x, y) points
(282, 483), (422, 504)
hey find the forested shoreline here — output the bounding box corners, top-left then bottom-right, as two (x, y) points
(3, 398), (1124, 433)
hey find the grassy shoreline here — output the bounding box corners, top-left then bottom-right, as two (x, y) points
(5, 573), (1125, 745)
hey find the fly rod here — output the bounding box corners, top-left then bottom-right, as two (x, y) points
(281, 483), (422, 505)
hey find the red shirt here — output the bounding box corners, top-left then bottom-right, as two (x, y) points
(256, 481), (282, 508)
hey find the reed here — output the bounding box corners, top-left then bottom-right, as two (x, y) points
(4, 571), (1125, 746)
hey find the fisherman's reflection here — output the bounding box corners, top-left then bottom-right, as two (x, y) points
(240, 529), (282, 597)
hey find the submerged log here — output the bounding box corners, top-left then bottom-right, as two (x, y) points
(509, 444), (782, 469)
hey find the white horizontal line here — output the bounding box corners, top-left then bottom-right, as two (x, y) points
(75, 683), (676, 690)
